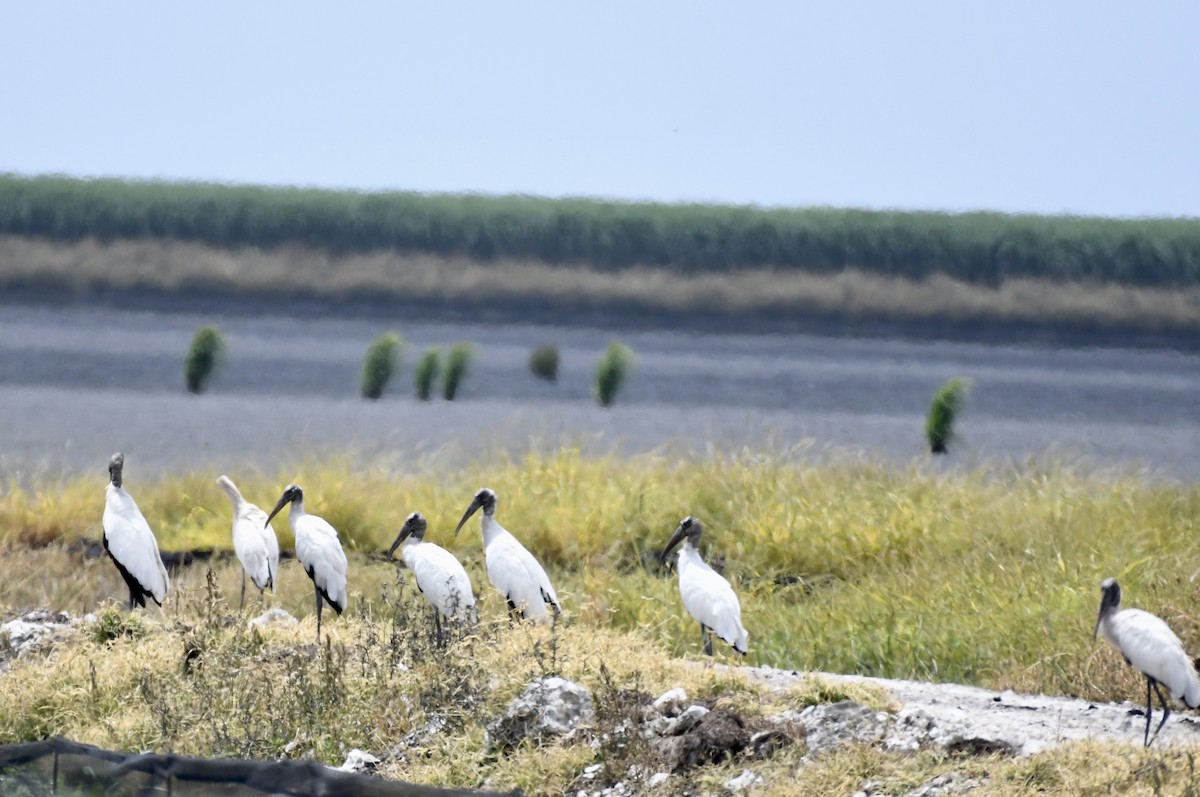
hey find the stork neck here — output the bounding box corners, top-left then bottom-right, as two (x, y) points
(218, 479), (245, 508)
(481, 514), (505, 547)
(676, 541), (703, 566)
(289, 498), (307, 521)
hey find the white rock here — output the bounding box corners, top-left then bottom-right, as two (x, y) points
(335, 748), (380, 773)
(248, 608), (298, 629)
(651, 687), (688, 717)
(647, 772), (670, 788)
(675, 704), (710, 734)
(581, 763), (604, 780)
(724, 769), (764, 792)
(487, 676), (595, 750)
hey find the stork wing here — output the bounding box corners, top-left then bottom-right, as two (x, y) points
(406, 543), (476, 619)
(103, 490), (170, 605)
(680, 563), (748, 653)
(295, 515), (348, 612)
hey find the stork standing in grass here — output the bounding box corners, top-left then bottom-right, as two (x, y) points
(102, 452), (170, 610)
(217, 475), (280, 610)
(454, 488), (560, 621)
(660, 516), (748, 656)
(265, 484), (347, 641)
(387, 512), (477, 644)
(1094, 577), (1200, 747)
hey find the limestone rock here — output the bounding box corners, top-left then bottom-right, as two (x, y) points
(487, 676), (595, 751)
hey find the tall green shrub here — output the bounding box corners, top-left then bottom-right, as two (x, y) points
(359, 332), (404, 399)
(594, 343), (633, 408)
(414, 348), (441, 401)
(443, 343), (474, 401)
(926, 377), (971, 454)
(184, 325), (225, 394)
(529, 345), (559, 382)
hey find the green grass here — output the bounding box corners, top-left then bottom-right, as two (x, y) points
(3, 173), (1200, 287)
(594, 342), (633, 407)
(183, 325), (224, 394)
(442, 342), (473, 401)
(359, 331), (404, 399)
(414, 347), (440, 401)
(2, 450), (1199, 794)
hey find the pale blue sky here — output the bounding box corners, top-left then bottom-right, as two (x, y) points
(2, 2), (1197, 217)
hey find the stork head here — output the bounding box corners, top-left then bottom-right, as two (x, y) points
(265, 483), (303, 528)
(454, 488), (497, 537)
(108, 452), (125, 488)
(1094, 577), (1122, 641)
(660, 515), (703, 563)
(387, 512), (428, 557)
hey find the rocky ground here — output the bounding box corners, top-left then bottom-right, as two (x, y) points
(6, 609), (1200, 797)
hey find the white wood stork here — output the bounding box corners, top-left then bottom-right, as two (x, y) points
(265, 484), (348, 641)
(102, 452), (170, 610)
(387, 511), (477, 643)
(660, 516), (748, 656)
(216, 475), (281, 611)
(1094, 577), (1200, 746)
(453, 488), (560, 621)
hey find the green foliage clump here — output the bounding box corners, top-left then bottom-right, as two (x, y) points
(594, 342), (633, 407)
(442, 342), (474, 401)
(529, 344), (560, 382)
(183, 325), (225, 394)
(414, 347), (441, 401)
(926, 377), (971, 454)
(91, 606), (149, 644)
(359, 332), (404, 400)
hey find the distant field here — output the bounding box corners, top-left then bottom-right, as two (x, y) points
(2, 173), (1199, 287)
(3, 235), (1199, 335)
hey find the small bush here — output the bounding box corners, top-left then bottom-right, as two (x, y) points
(414, 348), (441, 401)
(594, 342), (633, 407)
(529, 345), (560, 382)
(184, 325), (225, 394)
(91, 606), (149, 644)
(926, 377), (971, 454)
(442, 342), (474, 401)
(359, 332), (404, 399)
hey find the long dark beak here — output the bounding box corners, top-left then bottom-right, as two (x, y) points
(264, 493), (290, 529)
(1093, 605), (1103, 642)
(386, 523), (415, 558)
(454, 497), (483, 538)
(659, 523), (687, 565)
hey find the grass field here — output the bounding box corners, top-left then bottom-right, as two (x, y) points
(3, 235), (1199, 335)
(2, 450), (1199, 794)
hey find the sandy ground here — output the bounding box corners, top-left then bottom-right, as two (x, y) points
(745, 665), (1200, 755)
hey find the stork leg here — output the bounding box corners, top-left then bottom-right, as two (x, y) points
(701, 624), (713, 656)
(128, 589), (135, 612)
(1147, 678), (1172, 747)
(435, 611), (443, 648)
(315, 584), (323, 643)
(239, 571), (247, 612)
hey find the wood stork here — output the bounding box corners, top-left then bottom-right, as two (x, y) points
(216, 475), (281, 611)
(387, 511), (477, 643)
(264, 484), (348, 642)
(1094, 577), (1200, 747)
(102, 452), (170, 610)
(453, 488), (560, 621)
(660, 516), (748, 656)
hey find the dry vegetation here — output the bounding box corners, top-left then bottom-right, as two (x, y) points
(3, 235), (1199, 334)
(2, 450), (1200, 794)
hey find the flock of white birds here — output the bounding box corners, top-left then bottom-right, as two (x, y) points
(100, 452), (747, 655)
(101, 451), (1198, 748)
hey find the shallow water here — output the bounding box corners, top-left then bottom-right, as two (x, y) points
(0, 299), (1196, 480)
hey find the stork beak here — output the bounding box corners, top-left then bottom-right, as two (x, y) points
(386, 520), (416, 558)
(659, 522), (687, 565)
(454, 496), (483, 538)
(1093, 605), (1103, 642)
(264, 492), (291, 529)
